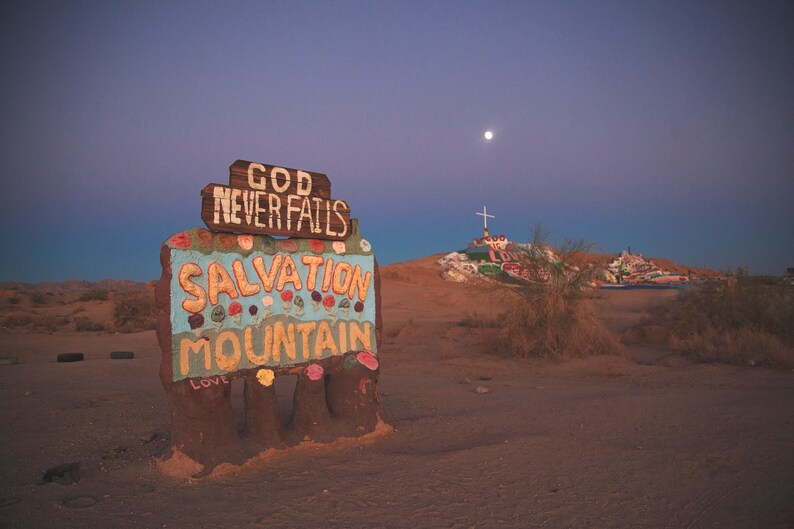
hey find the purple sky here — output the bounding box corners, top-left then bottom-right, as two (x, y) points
(2, 1), (792, 281)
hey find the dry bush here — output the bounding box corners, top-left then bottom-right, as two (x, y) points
(113, 291), (156, 332)
(32, 314), (65, 332)
(670, 328), (792, 368)
(669, 273), (794, 368)
(7, 295), (21, 305)
(494, 226), (622, 360)
(28, 292), (47, 305)
(457, 311), (502, 329)
(78, 289), (108, 302)
(496, 290), (622, 359)
(74, 316), (105, 332)
(3, 312), (33, 328)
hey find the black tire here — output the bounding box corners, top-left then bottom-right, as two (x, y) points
(0, 356), (19, 365)
(110, 351), (134, 360)
(57, 353), (84, 363)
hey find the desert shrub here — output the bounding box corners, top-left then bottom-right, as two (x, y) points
(28, 292), (47, 305)
(7, 295), (21, 305)
(3, 312), (33, 328)
(74, 316), (105, 332)
(113, 292), (156, 332)
(33, 314), (61, 332)
(78, 289), (108, 302)
(669, 272), (794, 368)
(495, 227), (622, 359)
(458, 311), (503, 328)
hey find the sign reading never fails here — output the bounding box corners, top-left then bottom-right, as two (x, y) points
(201, 160), (352, 240)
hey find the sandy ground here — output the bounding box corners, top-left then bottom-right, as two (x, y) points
(1, 256), (792, 528)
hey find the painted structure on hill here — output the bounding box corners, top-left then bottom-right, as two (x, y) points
(439, 235), (690, 286)
(156, 159), (383, 472)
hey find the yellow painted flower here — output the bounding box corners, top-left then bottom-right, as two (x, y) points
(256, 368), (275, 387)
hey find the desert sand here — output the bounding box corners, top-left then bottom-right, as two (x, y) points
(1, 255), (792, 528)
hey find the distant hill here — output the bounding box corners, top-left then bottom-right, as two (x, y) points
(0, 279), (149, 293)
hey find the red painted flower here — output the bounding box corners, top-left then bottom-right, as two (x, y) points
(169, 232), (191, 249)
(322, 294), (335, 308)
(306, 363), (324, 381)
(228, 302), (242, 316)
(309, 239), (325, 253)
(281, 290), (293, 302)
(357, 351), (379, 371)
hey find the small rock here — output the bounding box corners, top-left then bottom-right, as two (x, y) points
(140, 432), (159, 444)
(460, 377), (471, 384)
(478, 375), (492, 381)
(62, 495), (98, 509)
(474, 385), (489, 394)
(42, 462), (80, 485)
(748, 360), (756, 367)
(102, 446), (127, 460)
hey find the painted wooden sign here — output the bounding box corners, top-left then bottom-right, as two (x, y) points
(166, 228), (376, 381)
(201, 160), (351, 240)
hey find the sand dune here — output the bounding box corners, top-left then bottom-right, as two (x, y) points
(0, 256), (792, 528)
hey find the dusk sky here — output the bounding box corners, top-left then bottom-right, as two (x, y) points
(2, 1), (792, 282)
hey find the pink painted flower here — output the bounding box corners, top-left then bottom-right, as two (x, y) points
(169, 232), (191, 249)
(306, 363), (324, 381)
(357, 351), (379, 371)
(237, 234), (254, 250)
(278, 239), (298, 252)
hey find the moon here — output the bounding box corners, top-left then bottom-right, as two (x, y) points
(484, 130), (493, 140)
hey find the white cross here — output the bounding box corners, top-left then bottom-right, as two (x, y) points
(476, 206), (495, 233)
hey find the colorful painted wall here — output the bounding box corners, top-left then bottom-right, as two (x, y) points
(167, 228), (377, 381)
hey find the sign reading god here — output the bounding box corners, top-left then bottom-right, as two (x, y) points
(201, 160), (351, 240)
(167, 228), (376, 382)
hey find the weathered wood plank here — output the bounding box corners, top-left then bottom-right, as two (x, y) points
(200, 183), (351, 239)
(229, 159), (332, 199)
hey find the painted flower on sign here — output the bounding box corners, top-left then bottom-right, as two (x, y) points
(310, 239), (325, 253)
(338, 298), (351, 316)
(332, 241), (346, 255)
(278, 239), (298, 252)
(249, 305), (259, 324)
(306, 363), (324, 381)
(256, 368), (275, 387)
(237, 234), (254, 251)
(228, 301), (242, 325)
(196, 229), (213, 247)
(187, 313), (204, 336)
(357, 351), (379, 371)
(311, 290), (322, 310)
(354, 301), (364, 319)
(323, 294), (337, 323)
(360, 239), (372, 253)
(211, 305), (226, 330)
(281, 290), (293, 315)
(294, 295), (305, 317)
(262, 295), (274, 318)
(169, 232), (191, 249)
